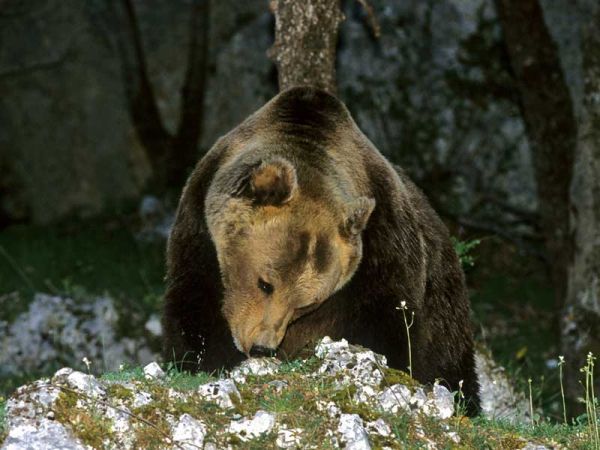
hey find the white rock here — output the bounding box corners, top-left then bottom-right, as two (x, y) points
(378, 384), (412, 413)
(65, 371), (105, 398)
(1, 418), (87, 450)
(475, 349), (530, 423)
(314, 337), (387, 387)
(410, 387), (428, 408)
(230, 357), (280, 383)
(422, 384), (454, 419)
(337, 414), (371, 450)
(144, 315), (163, 337)
(366, 418), (391, 437)
(132, 391), (153, 408)
(354, 384), (378, 404)
(106, 405), (131, 434)
(0, 293), (159, 378)
(105, 405), (134, 449)
(267, 380), (288, 392)
(53, 367), (74, 381)
(172, 414), (207, 450)
(276, 427), (303, 448)
(316, 400), (341, 418)
(168, 388), (191, 401)
(447, 431), (461, 444)
(198, 379), (241, 409)
(143, 361), (165, 380)
(228, 410), (276, 441)
(5, 382), (60, 429)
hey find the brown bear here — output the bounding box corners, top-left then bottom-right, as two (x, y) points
(162, 86), (480, 415)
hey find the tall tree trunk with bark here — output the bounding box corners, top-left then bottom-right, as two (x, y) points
(268, 0), (344, 94)
(495, 0), (577, 308)
(562, 4), (600, 416)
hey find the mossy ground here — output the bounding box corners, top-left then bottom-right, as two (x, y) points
(44, 360), (594, 449)
(0, 397), (6, 443)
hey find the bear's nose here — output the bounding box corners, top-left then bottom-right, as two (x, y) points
(249, 345), (277, 358)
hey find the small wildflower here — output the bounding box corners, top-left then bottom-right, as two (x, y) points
(119, 364), (125, 372)
(558, 355), (565, 364)
(82, 357), (91, 371)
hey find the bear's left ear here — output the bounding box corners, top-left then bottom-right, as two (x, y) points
(249, 158), (297, 205)
(343, 197), (376, 237)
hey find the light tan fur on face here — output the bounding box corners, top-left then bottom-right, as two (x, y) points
(215, 197), (363, 355)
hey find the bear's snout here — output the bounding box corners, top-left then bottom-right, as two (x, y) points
(249, 345), (277, 358)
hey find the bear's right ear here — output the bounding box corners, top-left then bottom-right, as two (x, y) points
(237, 158), (297, 206)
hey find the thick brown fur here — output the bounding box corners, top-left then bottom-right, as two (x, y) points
(162, 86), (480, 415)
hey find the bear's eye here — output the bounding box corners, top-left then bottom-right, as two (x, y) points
(258, 278), (274, 295)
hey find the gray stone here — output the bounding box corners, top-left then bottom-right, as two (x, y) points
(337, 414), (371, 450)
(64, 371), (105, 398)
(423, 384), (455, 419)
(171, 414), (207, 450)
(315, 336), (387, 387)
(276, 427), (303, 448)
(267, 380), (288, 392)
(0, 293), (158, 380)
(475, 348), (529, 423)
(230, 357), (280, 383)
(131, 390), (152, 408)
(228, 410), (276, 442)
(144, 315), (163, 338)
(366, 418), (392, 437)
(197, 379), (240, 409)
(143, 361), (165, 380)
(378, 384), (412, 414)
(1, 419), (87, 450)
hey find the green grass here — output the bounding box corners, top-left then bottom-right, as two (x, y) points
(0, 396), (6, 436)
(0, 219), (166, 322)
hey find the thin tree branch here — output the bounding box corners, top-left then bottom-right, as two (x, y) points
(356, 0), (380, 38)
(110, 0), (171, 168)
(170, 0), (211, 184)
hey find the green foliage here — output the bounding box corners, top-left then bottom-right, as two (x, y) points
(452, 236), (481, 268)
(0, 396), (6, 439)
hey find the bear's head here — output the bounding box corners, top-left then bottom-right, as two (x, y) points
(206, 156), (375, 357)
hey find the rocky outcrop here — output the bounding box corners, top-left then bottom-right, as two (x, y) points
(1, 338), (555, 450)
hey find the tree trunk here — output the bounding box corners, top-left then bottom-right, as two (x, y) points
(562, 4), (600, 416)
(109, 0), (210, 189)
(269, 0), (344, 94)
(495, 0), (577, 308)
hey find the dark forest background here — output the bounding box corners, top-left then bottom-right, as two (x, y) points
(0, 0), (598, 425)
